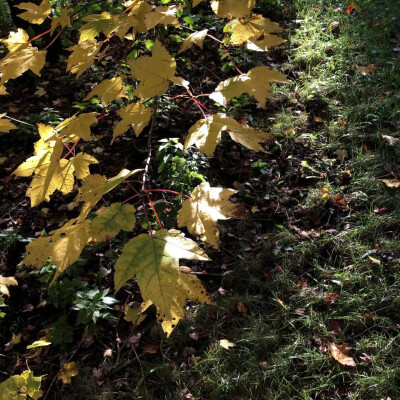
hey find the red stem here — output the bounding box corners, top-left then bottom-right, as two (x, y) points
(145, 189), (191, 199)
(28, 29), (51, 43)
(114, 45), (130, 77)
(191, 99), (207, 118)
(62, 138), (80, 159)
(191, 98), (210, 113)
(226, 51), (244, 75)
(121, 193), (141, 205)
(141, 198), (152, 236)
(97, 113), (108, 121)
(62, 142), (71, 152)
(146, 191), (163, 230)
(44, 27), (63, 50)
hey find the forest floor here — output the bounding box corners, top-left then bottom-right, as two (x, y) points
(1, 0), (400, 399)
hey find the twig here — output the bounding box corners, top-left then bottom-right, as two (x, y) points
(141, 100), (158, 192)
(3, 115), (36, 128)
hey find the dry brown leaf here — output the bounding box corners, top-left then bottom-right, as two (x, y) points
(328, 343), (356, 366)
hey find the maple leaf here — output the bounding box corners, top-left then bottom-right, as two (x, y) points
(0, 29), (30, 53)
(16, 0), (51, 24)
(75, 169), (142, 219)
(58, 159), (75, 195)
(114, 229), (210, 336)
(184, 113), (273, 156)
(0, 45), (46, 86)
(51, 8), (73, 33)
(209, 66), (288, 108)
(128, 39), (187, 98)
(23, 219), (91, 282)
(144, 5), (181, 30)
(84, 77), (127, 106)
(127, 1), (153, 33)
(0, 117), (17, 133)
(69, 152), (99, 179)
(228, 14), (283, 46)
(56, 113), (99, 140)
(178, 182), (246, 248)
(91, 203), (136, 242)
(79, 12), (118, 43)
(112, 102), (152, 141)
(14, 124), (61, 177)
(0, 276), (18, 296)
(178, 29), (208, 54)
(50, 220), (92, 282)
(0, 86), (8, 95)
(328, 343), (356, 367)
(211, 0), (255, 18)
(58, 362), (79, 385)
(246, 30), (286, 52)
(66, 40), (105, 77)
(113, 14), (138, 39)
(0, 370), (42, 400)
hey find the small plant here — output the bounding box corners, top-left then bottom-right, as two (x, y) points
(72, 288), (118, 326)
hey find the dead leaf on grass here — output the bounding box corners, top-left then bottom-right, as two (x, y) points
(328, 342), (356, 367)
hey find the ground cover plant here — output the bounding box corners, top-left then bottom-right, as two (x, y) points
(0, 0), (400, 399)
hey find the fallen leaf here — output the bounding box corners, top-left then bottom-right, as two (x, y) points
(346, 2), (361, 15)
(58, 362), (79, 384)
(379, 178), (400, 188)
(328, 342), (356, 367)
(219, 339), (235, 349)
(368, 255), (381, 265)
(381, 134), (400, 146)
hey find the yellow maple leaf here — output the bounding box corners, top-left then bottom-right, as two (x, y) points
(91, 203), (136, 242)
(193, 0), (206, 6)
(112, 102), (152, 141)
(66, 39), (105, 77)
(114, 229), (210, 336)
(58, 362), (79, 385)
(79, 12), (118, 43)
(69, 152), (99, 179)
(58, 159), (75, 195)
(178, 182), (246, 248)
(0, 117), (17, 133)
(75, 169), (142, 219)
(24, 137), (64, 206)
(16, 0), (51, 24)
(128, 39), (186, 98)
(56, 112), (99, 140)
(51, 8), (73, 33)
(211, 0), (255, 18)
(14, 124), (61, 177)
(50, 220), (92, 283)
(84, 77), (127, 106)
(124, 302), (148, 325)
(0, 276), (18, 296)
(209, 66), (288, 108)
(178, 29), (208, 54)
(0, 370), (42, 400)
(0, 45), (46, 86)
(113, 13), (138, 39)
(127, 1), (153, 33)
(246, 30), (286, 52)
(0, 28), (30, 53)
(228, 14), (283, 45)
(184, 113), (273, 156)
(144, 5), (181, 30)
